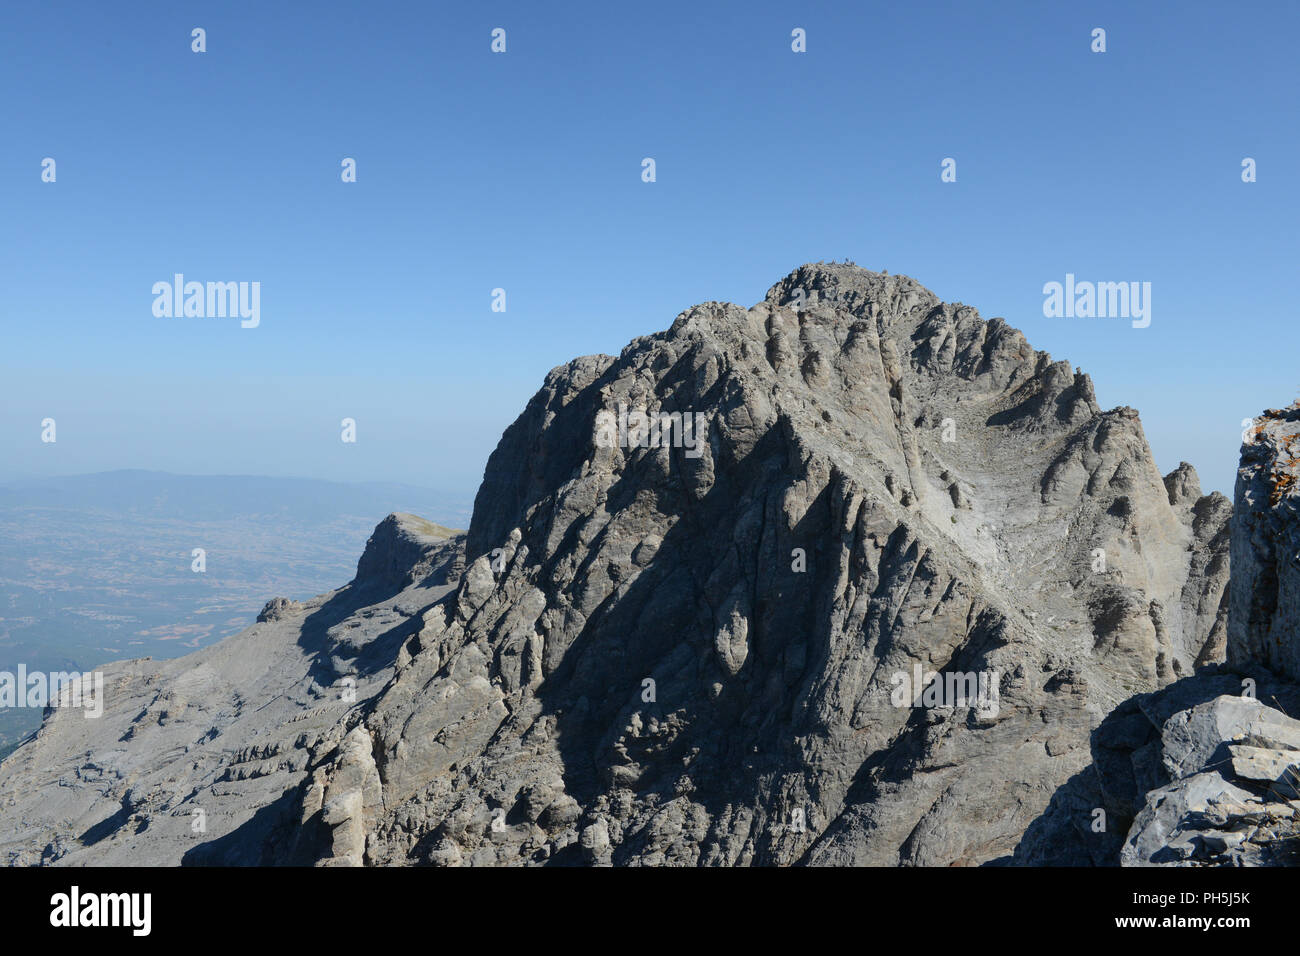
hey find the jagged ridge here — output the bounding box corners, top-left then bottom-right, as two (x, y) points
(0, 264), (1237, 867)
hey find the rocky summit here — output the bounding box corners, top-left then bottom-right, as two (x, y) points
(4, 263), (1295, 867)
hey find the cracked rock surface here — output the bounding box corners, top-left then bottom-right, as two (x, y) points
(1017, 401), (1300, 866)
(1230, 402), (1300, 680)
(0, 265), (1235, 866)
(0, 514), (462, 865)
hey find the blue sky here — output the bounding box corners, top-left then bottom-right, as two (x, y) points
(1, 0), (1295, 498)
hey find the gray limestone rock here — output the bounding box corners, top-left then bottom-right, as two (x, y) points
(1018, 401), (1300, 867)
(0, 264), (1240, 867)
(1120, 694), (1300, 867)
(0, 514), (463, 866)
(1230, 402), (1300, 680)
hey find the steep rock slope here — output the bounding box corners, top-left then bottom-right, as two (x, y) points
(1017, 400), (1300, 866)
(354, 263), (1229, 866)
(0, 515), (463, 865)
(1231, 402), (1300, 679)
(0, 265), (1232, 866)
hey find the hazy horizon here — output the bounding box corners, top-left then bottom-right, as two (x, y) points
(6, 1), (1298, 498)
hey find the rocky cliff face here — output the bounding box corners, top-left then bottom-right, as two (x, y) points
(352, 264), (1232, 867)
(1016, 401), (1300, 866)
(0, 265), (1237, 866)
(1013, 668), (1300, 866)
(1230, 402), (1300, 679)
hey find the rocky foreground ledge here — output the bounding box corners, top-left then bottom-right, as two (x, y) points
(1128, 401), (1300, 866)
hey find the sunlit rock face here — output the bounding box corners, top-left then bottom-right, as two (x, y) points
(0, 265), (1231, 867)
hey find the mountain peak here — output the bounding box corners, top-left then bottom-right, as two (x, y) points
(0, 265), (1242, 868)
(354, 512), (464, 590)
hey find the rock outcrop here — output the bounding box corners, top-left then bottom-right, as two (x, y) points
(0, 264), (1237, 866)
(346, 265), (1232, 867)
(0, 515), (463, 865)
(1013, 668), (1300, 865)
(1016, 399), (1300, 866)
(1230, 402), (1300, 680)
(1122, 692), (1300, 866)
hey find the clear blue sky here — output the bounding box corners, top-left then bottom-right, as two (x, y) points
(2, 0), (1295, 498)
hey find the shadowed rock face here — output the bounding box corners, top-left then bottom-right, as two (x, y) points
(361, 263), (1229, 867)
(1013, 668), (1300, 866)
(0, 264), (1232, 867)
(1016, 401), (1300, 867)
(1231, 402), (1300, 680)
